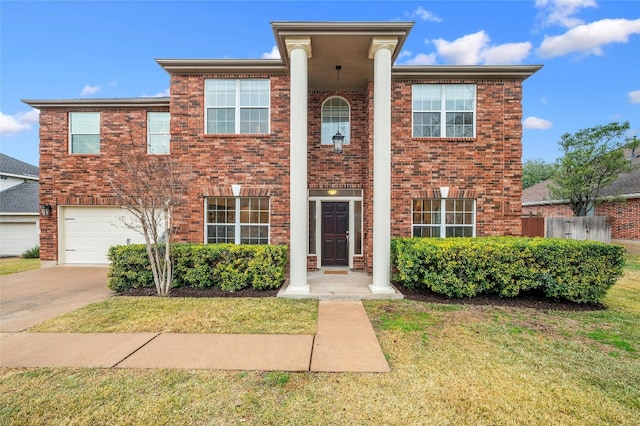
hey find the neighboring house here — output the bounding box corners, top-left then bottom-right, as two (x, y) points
(23, 21), (541, 294)
(522, 149), (640, 241)
(0, 153), (40, 256)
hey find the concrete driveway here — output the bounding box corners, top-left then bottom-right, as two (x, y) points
(0, 266), (112, 332)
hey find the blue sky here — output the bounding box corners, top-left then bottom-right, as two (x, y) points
(1, 0), (639, 167)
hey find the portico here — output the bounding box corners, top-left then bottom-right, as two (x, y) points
(274, 22), (413, 295)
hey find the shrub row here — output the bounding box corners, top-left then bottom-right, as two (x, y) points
(107, 243), (287, 292)
(391, 237), (625, 304)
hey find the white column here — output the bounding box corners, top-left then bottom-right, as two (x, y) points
(369, 37), (397, 294)
(286, 37), (312, 294)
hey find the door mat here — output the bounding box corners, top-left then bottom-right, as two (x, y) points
(324, 270), (348, 275)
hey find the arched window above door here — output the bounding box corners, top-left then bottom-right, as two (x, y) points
(321, 96), (350, 146)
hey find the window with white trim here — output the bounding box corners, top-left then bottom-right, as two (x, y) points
(321, 96), (350, 145)
(205, 79), (270, 134)
(69, 112), (100, 153)
(206, 197), (269, 244)
(147, 112), (170, 154)
(412, 84), (476, 138)
(412, 199), (475, 238)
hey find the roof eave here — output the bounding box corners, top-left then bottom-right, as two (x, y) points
(22, 97), (171, 109)
(155, 59), (289, 75)
(392, 65), (543, 81)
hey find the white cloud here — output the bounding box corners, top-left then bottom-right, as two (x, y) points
(262, 45), (280, 59)
(0, 109), (40, 136)
(628, 90), (640, 104)
(538, 18), (640, 58)
(410, 6), (442, 23)
(80, 84), (101, 97)
(432, 31), (532, 65)
(483, 42), (533, 65)
(433, 31), (490, 64)
(523, 116), (553, 130)
(404, 53), (438, 65)
(535, 0), (597, 28)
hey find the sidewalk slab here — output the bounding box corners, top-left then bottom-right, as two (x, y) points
(311, 300), (390, 373)
(116, 334), (314, 371)
(0, 333), (158, 368)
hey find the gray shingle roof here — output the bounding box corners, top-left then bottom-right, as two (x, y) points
(0, 181), (40, 213)
(0, 153), (39, 179)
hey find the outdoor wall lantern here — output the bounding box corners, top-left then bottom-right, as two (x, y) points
(40, 203), (52, 216)
(332, 131), (344, 154)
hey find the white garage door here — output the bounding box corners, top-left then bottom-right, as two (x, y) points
(61, 207), (147, 264)
(0, 221), (38, 256)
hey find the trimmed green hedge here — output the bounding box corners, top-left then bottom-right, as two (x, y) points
(391, 237), (625, 304)
(107, 243), (287, 292)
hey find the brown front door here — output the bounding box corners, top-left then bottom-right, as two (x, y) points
(322, 202), (349, 266)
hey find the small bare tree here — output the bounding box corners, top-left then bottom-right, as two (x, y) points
(110, 151), (189, 296)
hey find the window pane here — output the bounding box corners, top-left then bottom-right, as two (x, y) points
(207, 108), (235, 133)
(71, 134), (100, 154)
(309, 201), (316, 254)
(239, 80), (269, 107)
(240, 108), (268, 133)
(205, 80), (236, 107)
(413, 226), (440, 238)
(354, 200), (362, 255)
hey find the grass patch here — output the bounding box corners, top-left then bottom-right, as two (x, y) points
(0, 257), (40, 276)
(586, 330), (636, 352)
(1, 261), (639, 425)
(623, 253), (640, 271)
(30, 298), (317, 334)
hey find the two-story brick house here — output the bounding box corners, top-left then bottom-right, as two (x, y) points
(24, 21), (540, 295)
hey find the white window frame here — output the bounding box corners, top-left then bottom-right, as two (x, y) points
(412, 84), (476, 138)
(412, 198), (476, 238)
(69, 112), (100, 154)
(205, 79), (270, 135)
(205, 197), (270, 245)
(321, 96), (351, 145)
(147, 112), (170, 154)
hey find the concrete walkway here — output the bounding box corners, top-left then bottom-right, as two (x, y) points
(0, 300), (389, 372)
(0, 266), (112, 332)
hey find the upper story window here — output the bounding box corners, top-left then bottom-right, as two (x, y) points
(69, 112), (100, 154)
(412, 84), (476, 138)
(321, 96), (350, 145)
(147, 112), (170, 154)
(412, 198), (476, 238)
(205, 79), (270, 134)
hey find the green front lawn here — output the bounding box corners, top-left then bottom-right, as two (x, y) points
(1, 256), (638, 425)
(0, 258), (40, 276)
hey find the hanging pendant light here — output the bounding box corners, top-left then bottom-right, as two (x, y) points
(332, 65), (344, 154)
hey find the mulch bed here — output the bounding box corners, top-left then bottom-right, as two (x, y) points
(118, 284), (604, 311)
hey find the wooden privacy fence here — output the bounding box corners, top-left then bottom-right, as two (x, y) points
(521, 217), (544, 237)
(546, 216), (611, 243)
(522, 216), (611, 243)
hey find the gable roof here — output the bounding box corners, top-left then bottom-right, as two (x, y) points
(0, 153), (39, 180)
(0, 181), (40, 213)
(523, 150), (640, 205)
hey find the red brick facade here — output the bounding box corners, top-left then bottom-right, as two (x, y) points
(36, 75), (527, 271)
